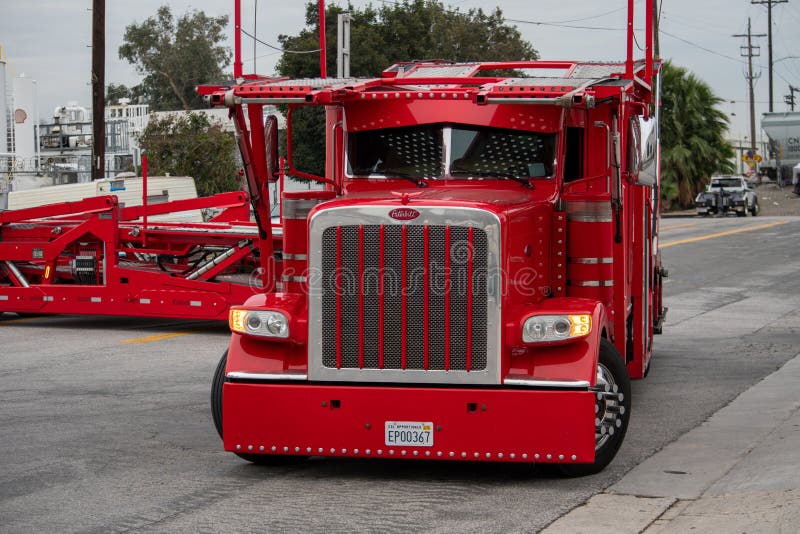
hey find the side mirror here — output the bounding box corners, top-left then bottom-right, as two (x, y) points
(265, 114), (279, 183)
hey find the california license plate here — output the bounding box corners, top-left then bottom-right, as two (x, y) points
(385, 421), (434, 447)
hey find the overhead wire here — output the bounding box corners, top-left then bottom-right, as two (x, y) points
(239, 28), (321, 54)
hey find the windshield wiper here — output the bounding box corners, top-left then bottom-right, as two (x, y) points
(353, 169), (430, 188)
(382, 170), (429, 188)
(450, 168), (533, 189)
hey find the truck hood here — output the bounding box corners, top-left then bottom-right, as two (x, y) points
(314, 183), (558, 221)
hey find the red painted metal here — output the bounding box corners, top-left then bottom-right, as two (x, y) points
(318, 0), (327, 78)
(378, 225), (385, 369)
(234, 0), (242, 78)
(466, 226), (473, 372)
(2, 0), (665, 467)
(335, 225), (343, 369)
(626, 0), (635, 79)
(0, 188), (263, 320)
(223, 383), (597, 463)
(443, 226), (451, 371)
(142, 155), (148, 247)
(358, 225), (365, 369)
(423, 226), (430, 370)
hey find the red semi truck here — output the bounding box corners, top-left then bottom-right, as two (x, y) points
(208, 0), (665, 475)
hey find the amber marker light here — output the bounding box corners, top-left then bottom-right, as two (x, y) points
(568, 314), (592, 337)
(229, 308), (247, 333)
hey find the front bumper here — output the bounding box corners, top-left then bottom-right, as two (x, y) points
(223, 382), (596, 463)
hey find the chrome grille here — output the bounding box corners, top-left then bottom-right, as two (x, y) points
(320, 224), (488, 372)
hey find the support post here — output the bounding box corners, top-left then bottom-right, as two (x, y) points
(234, 0), (243, 78)
(91, 0), (105, 180)
(318, 0), (327, 78)
(734, 19), (766, 154)
(751, 0), (788, 112)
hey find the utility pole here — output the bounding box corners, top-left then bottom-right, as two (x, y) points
(91, 0), (105, 180)
(734, 19), (766, 154)
(786, 85), (798, 111)
(654, 0), (661, 59)
(751, 0), (788, 112)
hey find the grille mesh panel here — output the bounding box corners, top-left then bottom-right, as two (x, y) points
(320, 224), (488, 372)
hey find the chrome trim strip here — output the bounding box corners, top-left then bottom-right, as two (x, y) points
(237, 97), (307, 105)
(226, 371), (308, 381)
(504, 376), (590, 389)
(573, 280), (614, 287)
(307, 205), (503, 385)
(282, 253), (308, 261)
(569, 257), (613, 264)
(281, 275), (307, 283)
(565, 201), (613, 223)
(283, 198), (329, 220)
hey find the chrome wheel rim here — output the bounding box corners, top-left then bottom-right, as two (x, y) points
(592, 363), (625, 450)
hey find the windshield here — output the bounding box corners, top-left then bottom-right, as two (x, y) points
(346, 124), (556, 181)
(711, 178), (742, 188)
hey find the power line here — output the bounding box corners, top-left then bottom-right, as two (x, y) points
(239, 28), (321, 55)
(751, 0), (789, 111)
(660, 29), (748, 66)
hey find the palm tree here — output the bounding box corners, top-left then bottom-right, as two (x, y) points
(660, 62), (735, 209)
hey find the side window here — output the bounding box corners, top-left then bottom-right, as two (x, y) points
(564, 127), (584, 182)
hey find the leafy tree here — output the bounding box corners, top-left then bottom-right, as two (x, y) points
(105, 83), (146, 105)
(277, 1), (537, 78)
(276, 1), (538, 175)
(660, 62), (735, 209)
(119, 6), (230, 111)
(138, 113), (240, 197)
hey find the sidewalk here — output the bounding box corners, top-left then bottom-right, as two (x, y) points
(543, 352), (800, 533)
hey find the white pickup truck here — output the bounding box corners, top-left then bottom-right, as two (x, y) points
(695, 176), (759, 217)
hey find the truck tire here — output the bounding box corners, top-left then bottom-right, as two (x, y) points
(555, 338), (631, 477)
(210, 350), (308, 466)
(210, 350), (227, 438)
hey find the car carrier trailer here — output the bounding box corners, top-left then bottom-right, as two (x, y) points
(0, 164), (278, 320)
(206, 0), (666, 475)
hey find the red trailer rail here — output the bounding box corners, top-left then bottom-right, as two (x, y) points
(0, 189), (273, 320)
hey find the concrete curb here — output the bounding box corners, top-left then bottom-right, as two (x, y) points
(543, 352), (800, 533)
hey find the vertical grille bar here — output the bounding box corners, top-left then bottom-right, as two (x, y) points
(466, 227), (474, 371)
(401, 225), (408, 369)
(378, 225), (385, 369)
(358, 226), (365, 368)
(423, 226), (430, 370)
(335, 226), (343, 369)
(444, 226), (451, 371)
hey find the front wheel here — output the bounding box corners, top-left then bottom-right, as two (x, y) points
(210, 350), (308, 466)
(749, 200), (759, 216)
(556, 338), (631, 476)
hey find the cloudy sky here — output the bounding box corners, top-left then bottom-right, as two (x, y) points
(2, 0), (799, 142)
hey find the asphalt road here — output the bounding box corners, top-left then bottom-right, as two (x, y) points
(1, 215), (798, 533)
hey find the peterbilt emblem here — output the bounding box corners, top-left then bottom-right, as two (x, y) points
(389, 208), (420, 221)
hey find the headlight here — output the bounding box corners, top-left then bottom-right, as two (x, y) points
(522, 314), (591, 343)
(229, 309), (289, 338)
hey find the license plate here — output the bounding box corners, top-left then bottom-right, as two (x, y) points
(385, 421), (434, 447)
